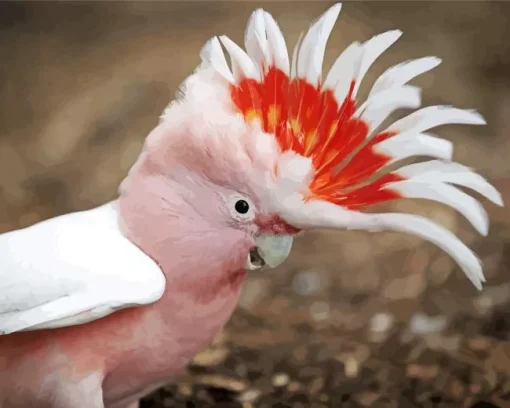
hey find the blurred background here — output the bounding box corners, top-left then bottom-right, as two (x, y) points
(1, 1), (510, 407)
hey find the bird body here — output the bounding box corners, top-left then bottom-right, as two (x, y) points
(0, 283), (243, 408)
(0, 3), (503, 407)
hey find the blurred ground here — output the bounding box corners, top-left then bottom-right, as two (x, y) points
(1, 1), (510, 407)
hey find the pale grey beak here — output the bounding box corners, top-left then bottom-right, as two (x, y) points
(245, 235), (294, 271)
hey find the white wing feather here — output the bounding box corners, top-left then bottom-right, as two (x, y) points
(0, 201), (166, 335)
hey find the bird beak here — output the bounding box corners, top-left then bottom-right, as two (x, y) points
(245, 235), (294, 271)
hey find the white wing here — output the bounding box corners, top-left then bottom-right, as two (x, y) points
(0, 201), (166, 335)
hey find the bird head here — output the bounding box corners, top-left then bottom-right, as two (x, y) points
(119, 3), (503, 288)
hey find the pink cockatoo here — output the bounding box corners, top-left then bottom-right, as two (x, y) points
(0, 3), (503, 407)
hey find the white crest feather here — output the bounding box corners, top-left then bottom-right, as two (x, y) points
(356, 85), (422, 133)
(219, 35), (260, 81)
(290, 31), (304, 80)
(278, 198), (486, 290)
(369, 57), (442, 97)
(245, 9), (270, 70)
(263, 11), (290, 74)
(323, 41), (363, 102)
(396, 160), (504, 206)
(374, 133), (454, 163)
(386, 105), (486, 134)
(297, 3), (342, 86)
(369, 212), (486, 290)
(199, 37), (234, 83)
(296, 8), (324, 80)
(353, 29), (403, 96)
(385, 179), (489, 235)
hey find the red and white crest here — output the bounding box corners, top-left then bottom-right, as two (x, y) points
(171, 3), (503, 289)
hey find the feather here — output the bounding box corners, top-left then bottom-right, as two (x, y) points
(369, 56), (442, 97)
(245, 9), (269, 71)
(275, 151), (314, 192)
(278, 197), (485, 290)
(200, 37), (234, 83)
(219, 36), (260, 81)
(369, 212), (485, 290)
(386, 105), (486, 134)
(0, 202), (166, 334)
(325, 30), (402, 101)
(302, 3), (342, 86)
(356, 85), (422, 133)
(396, 160), (504, 206)
(353, 30), (403, 96)
(323, 41), (363, 103)
(384, 179), (489, 235)
(373, 133), (454, 163)
(290, 31), (304, 80)
(296, 6), (334, 80)
(263, 11), (290, 75)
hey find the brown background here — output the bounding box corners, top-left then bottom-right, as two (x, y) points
(1, 2), (510, 407)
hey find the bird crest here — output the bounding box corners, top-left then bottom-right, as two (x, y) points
(185, 2), (503, 289)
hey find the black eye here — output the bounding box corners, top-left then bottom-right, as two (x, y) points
(235, 200), (250, 214)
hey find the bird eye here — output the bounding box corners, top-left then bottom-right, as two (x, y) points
(235, 200), (250, 214)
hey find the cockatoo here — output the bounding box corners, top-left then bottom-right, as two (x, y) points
(0, 3), (503, 407)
